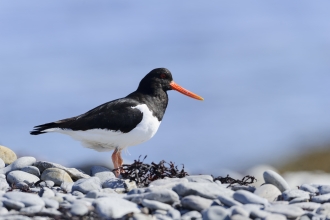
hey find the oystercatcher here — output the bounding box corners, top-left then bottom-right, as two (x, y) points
(30, 68), (203, 176)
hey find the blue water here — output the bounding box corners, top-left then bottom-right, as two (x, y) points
(1, 1), (330, 175)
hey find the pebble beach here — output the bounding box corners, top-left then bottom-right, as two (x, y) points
(0, 145), (330, 220)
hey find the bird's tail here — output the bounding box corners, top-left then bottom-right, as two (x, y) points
(30, 122), (59, 135)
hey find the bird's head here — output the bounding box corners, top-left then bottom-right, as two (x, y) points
(138, 68), (204, 101)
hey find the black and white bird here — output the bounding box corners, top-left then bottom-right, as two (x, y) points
(30, 68), (203, 176)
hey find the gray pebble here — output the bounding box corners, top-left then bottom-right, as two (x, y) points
(19, 205), (43, 214)
(231, 206), (250, 217)
(93, 197), (140, 219)
(14, 181), (29, 190)
(218, 194), (242, 207)
(254, 184), (281, 202)
(316, 203), (330, 215)
(71, 190), (85, 197)
(44, 180), (55, 187)
(166, 208), (181, 220)
(262, 213), (286, 220)
(181, 195), (213, 211)
(20, 166), (40, 177)
(61, 181), (73, 193)
(231, 214), (252, 220)
(102, 178), (125, 189)
(263, 170), (290, 192)
(290, 202), (320, 211)
(85, 190), (99, 198)
(3, 199), (25, 210)
(0, 157), (36, 175)
(38, 187), (55, 198)
(90, 165), (115, 184)
(288, 197), (309, 204)
(318, 185), (330, 195)
(4, 191), (45, 207)
(60, 201), (72, 209)
(184, 175), (213, 183)
(70, 202), (89, 216)
(311, 193), (330, 203)
(231, 185), (256, 192)
(233, 190), (268, 206)
(242, 204), (268, 218)
(41, 168), (73, 186)
(149, 177), (188, 189)
(42, 198), (59, 209)
(39, 207), (62, 216)
(173, 182), (233, 199)
(126, 188), (179, 204)
(7, 170), (40, 184)
(264, 204), (305, 218)
(282, 189), (310, 201)
(141, 199), (172, 211)
(300, 184), (319, 194)
(202, 206), (230, 220)
(0, 179), (9, 191)
(72, 176), (101, 194)
(181, 210), (202, 220)
(0, 207), (8, 215)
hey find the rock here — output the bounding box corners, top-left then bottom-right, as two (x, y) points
(61, 181), (73, 193)
(72, 190), (85, 197)
(181, 210), (202, 220)
(102, 178), (125, 189)
(3, 199), (25, 210)
(217, 194), (242, 207)
(243, 204), (269, 218)
(20, 205), (43, 214)
(38, 187), (55, 198)
(39, 207), (62, 216)
(202, 206), (230, 220)
(311, 193), (330, 203)
(7, 170), (40, 184)
(288, 197), (309, 204)
(300, 184), (319, 194)
(290, 202), (320, 211)
(125, 188), (179, 204)
(263, 170), (290, 192)
(0, 157), (36, 175)
(282, 189), (310, 201)
(181, 195), (213, 211)
(72, 177), (101, 194)
(264, 204), (305, 218)
(316, 203), (330, 215)
(318, 185), (330, 195)
(44, 180), (55, 187)
(4, 191), (45, 207)
(0, 158), (5, 169)
(41, 168), (73, 186)
(70, 201), (89, 216)
(90, 165), (115, 184)
(128, 188), (148, 195)
(184, 175), (213, 183)
(263, 214), (286, 220)
(0, 207), (8, 215)
(34, 161), (90, 180)
(0, 145), (17, 164)
(0, 178), (10, 191)
(233, 190), (268, 206)
(42, 198), (59, 209)
(93, 197), (140, 219)
(173, 182), (233, 199)
(20, 166), (40, 177)
(149, 177), (188, 189)
(254, 184), (281, 202)
(141, 199), (172, 211)
(231, 214), (252, 220)
(231, 185), (256, 192)
(231, 206), (250, 217)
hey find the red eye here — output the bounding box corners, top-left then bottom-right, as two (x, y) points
(160, 73), (166, 79)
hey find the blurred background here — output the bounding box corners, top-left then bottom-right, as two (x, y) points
(1, 1), (330, 184)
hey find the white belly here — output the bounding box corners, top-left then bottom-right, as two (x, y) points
(48, 104), (161, 152)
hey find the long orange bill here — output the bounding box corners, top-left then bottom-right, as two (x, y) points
(170, 81), (204, 101)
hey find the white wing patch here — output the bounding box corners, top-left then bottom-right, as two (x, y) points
(46, 104), (161, 152)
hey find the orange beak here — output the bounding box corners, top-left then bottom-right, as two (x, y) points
(170, 81), (204, 101)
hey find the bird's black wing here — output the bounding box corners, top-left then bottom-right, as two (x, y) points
(30, 98), (143, 135)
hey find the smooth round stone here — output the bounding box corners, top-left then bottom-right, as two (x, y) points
(41, 168), (73, 186)
(263, 214), (286, 220)
(0, 207), (8, 215)
(4, 191), (45, 207)
(20, 166), (40, 177)
(316, 203), (330, 215)
(42, 198), (59, 209)
(300, 184), (319, 194)
(7, 170), (40, 184)
(231, 214), (252, 220)
(61, 181), (73, 193)
(0, 145), (17, 164)
(167, 208), (181, 219)
(231, 185), (256, 192)
(44, 180), (55, 187)
(3, 199), (25, 210)
(70, 202), (89, 216)
(93, 197), (140, 219)
(290, 202), (320, 211)
(218, 194), (242, 207)
(242, 204), (269, 218)
(144, 188), (180, 204)
(181, 210), (202, 220)
(102, 178), (125, 189)
(311, 193), (330, 203)
(128, 188), (148, 195)
(0, 179), (9, 191)
(72, 177), (101, 194)
(202, 206), (230, 220)
(0, 158), (5, 169)
(20, 205), (43, 214)
(150, 178), (189, 189)
(72, 190), (85, 197)
(15, 181), (29, 190)
(288, 197), (309, 204)
(181, 195), (213, 211)
(233, 190), (268, 206)
(39, 207), (62, 216)
(38, 187), (55, 198)
(282, 189), (310, 201)
(263, 170), (290, 192)
(90, 165), (115, 184)
(264, 204), (305, 218)
(254, 184), (281, 202)
(142, 199), (172, 211)
(0, 157), (36, 175)
(318, 185), (330, 195)
(184, 175), (213, 183)
(231, 206), (250, 217)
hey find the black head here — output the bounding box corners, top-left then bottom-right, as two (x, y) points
(137, 68), (173, 92)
